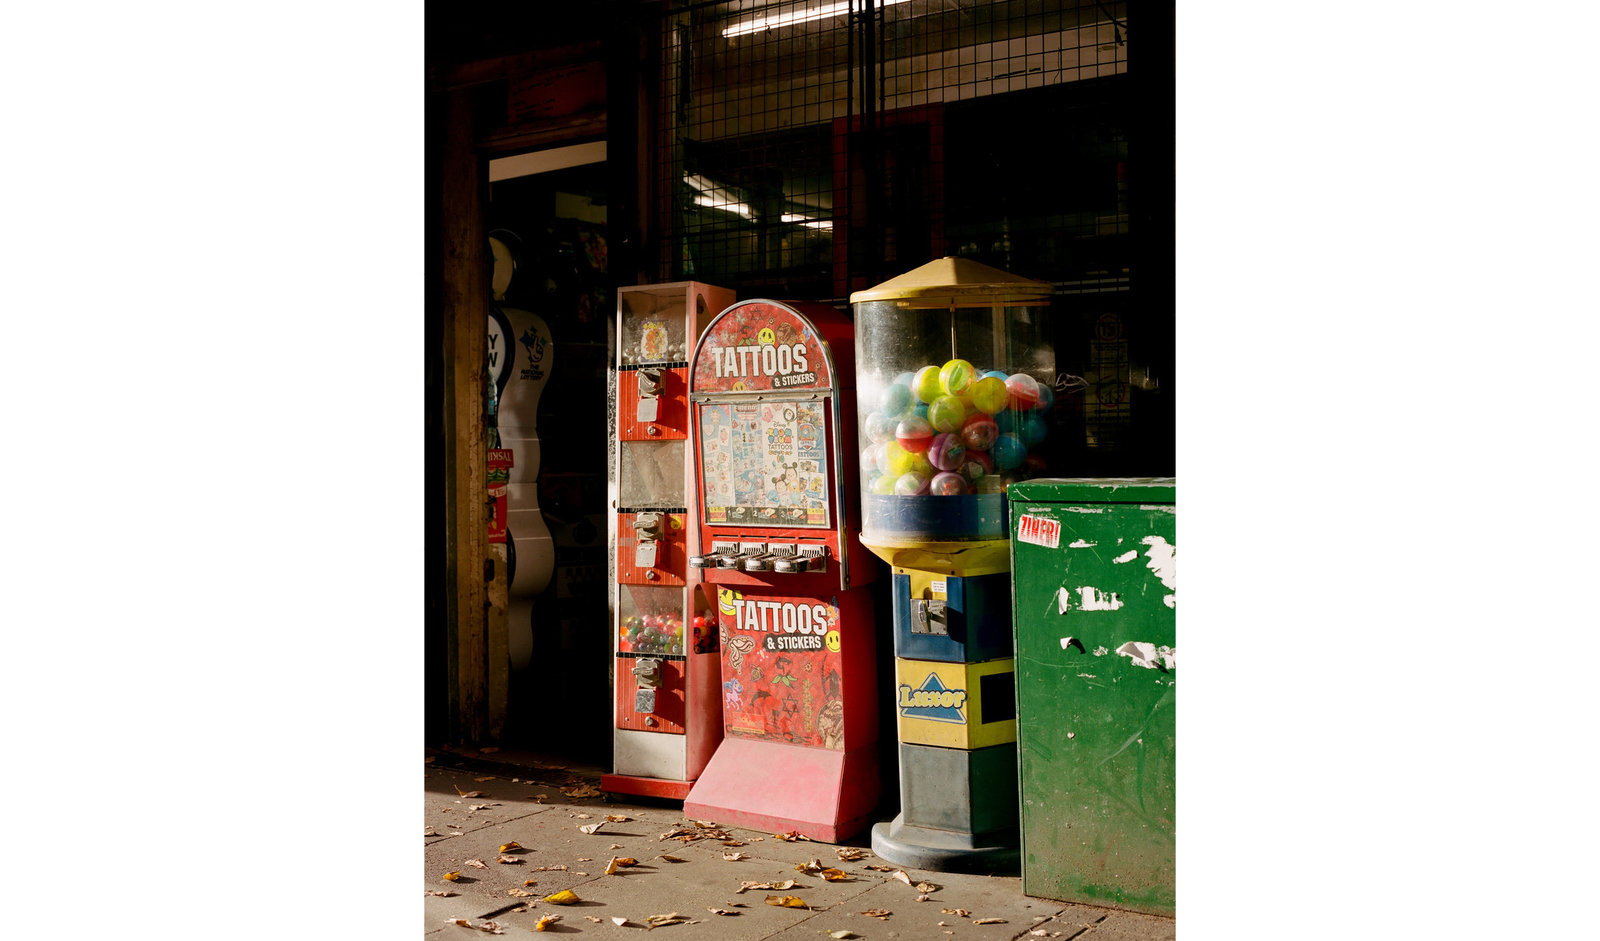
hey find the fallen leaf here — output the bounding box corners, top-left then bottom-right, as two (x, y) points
(464, 859), (490, 870)
(917, 894), (931, 902)
(453, 787), (484, 798)
(531, 865), (568, 872)
(692, 819), (719, 827)
(942, 908), (971, 917)
(737, 879), (796, 893)
(820, 868), (850, 882)
(574, 813), (593, 819)
(499, 842), (523, 853)
(722, 852), (748, 861)
(836, 847), (867, 861)
(579, 823), (605, 835)
(604, 858), (620, 875)
(864, 864), (897, 872)
(497, 856), (522, 865)
(720, 839), (747, 847)
(425, 827), (438, 837)
(611, 917), (631, 927)
(442, 871), (461, 882)
(573, 871), (589, 877)
(795, 859), (824, 873)
(609, 844), (624, 850)
(425, 756), (435, 763)
(605, 814), (632, 822)
(509, 888), (537, 898)
(448, 831), (465, 837)
(443, 919), (505, 935)
(647, 912), (689, 925)
(891, 871), (912, 885)
(859, 909), (892, 919)
(468, 803), (501, 812)
(1029, 930), (1050, 937)
(765, 895), (809, 909)
(425, 890), (457, 897)
(562, 783), (602, 798)
(707, 907), (740, 916)
(475, 776), (496, 782)
(772, 830), (811, 842)
(532, 913), (560, 931)
(974, 917), (1009, 925)
(614, 857), (638, 866)
(542, 889), (580, 905)
(828, 932), (859, 939)
(522, 879), (539, 887)
(480, 746), (499, 753)
(939, 921), (950, 927)
(915, 881), (940, 892)
(585, 916), (602, 922)
(657, 854), (685, 862)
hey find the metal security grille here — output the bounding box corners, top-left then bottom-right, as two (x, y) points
(650, 0), (1131, 302)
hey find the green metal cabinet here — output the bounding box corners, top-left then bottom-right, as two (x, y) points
(1008, 478), (1175, 916)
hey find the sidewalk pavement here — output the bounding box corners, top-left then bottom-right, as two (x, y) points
(424, 747), (1175, 940)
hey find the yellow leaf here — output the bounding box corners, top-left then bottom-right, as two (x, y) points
(441, 871), (461, 882)
(765, 895), (809, 908)
(522, 879), (539, 887)
(605, 814), (632, 822)
(973, 917), (1009, 925)
(604, 858), (619, 875)
(499, 842), (522, 853)
(820, 868), (849, 881)
(533, 913), (560, 931)
(613, 857), (638, 867)
(542, 890), (580, 905)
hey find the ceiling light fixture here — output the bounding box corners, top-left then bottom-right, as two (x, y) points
(721, 0), (912, 39)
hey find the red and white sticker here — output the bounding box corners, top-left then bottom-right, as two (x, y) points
(1017, 513), (1061, 549)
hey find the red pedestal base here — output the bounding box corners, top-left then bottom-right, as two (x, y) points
(600, 773), (693, 801)
(682, 737), (880, 844)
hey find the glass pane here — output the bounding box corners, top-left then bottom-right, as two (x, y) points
(618, 585), (685, 656)
(618, 440), (686, 508)
(620, 288), (690, 365)
(698, 400), (831, 528)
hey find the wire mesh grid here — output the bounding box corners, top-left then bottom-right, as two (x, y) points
(651, 0), (1130, 301)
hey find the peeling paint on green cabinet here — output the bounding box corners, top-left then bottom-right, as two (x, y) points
(1009, 478), (1175, 916)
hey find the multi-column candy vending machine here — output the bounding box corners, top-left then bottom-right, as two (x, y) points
(680, 299), (882, 843)
(602, 281), (736, 800)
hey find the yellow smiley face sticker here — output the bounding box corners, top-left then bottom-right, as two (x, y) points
(718, 588), (739, 617)
(757, 327), (776, 346)
(824, 630), (841, 652)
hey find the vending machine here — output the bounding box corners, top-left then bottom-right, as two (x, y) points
(681, 299), (882, 843)
(851, 257), (1057, 872)
(602, 281), (736, 800)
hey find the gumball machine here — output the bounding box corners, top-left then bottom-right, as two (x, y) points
(852, 257), (1056, 872)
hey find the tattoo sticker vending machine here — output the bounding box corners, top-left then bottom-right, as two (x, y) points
(681, 299), (882, 843)
(602, 281), (735, 800)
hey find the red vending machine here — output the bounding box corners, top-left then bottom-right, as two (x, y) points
(682, 299), (882, 842)
(602, 281), (735, 800)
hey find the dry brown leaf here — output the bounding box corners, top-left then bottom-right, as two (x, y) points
(891, 870), (912, 885)
(578, 822), (605, 835)
(720, 839), (746, 847)
(605, 814), (632, 822)
(562, 783), (602, 798)
(737, 879), (797, 893)
(499, 842), (523, 853)
(864, 864), (896, 872)
(574, 813), (592, 819)
(647, 912), (689, 925)
(722, 852), (748, 861)
(531, 865), (568, 872)
(521, 879), (539, 887)
(474, 775), (496, 782)
(819, 868), (850, 882)
(468, 803), (500, 811)
(584, 916), (602, 923)
(464, 859), (490, 870)
(657, 854), (685, 862)
(509, 888), (537, 898)
(532, 913), (560, 931)
(836, 847), (867, 860)
(611, 917), (631, 927)
(604, 857), (620, 875)
(496, 856), (522, 865)
(772, 830), (811, 842)
(941, 908), (971, 917)
(974, 917), (1009, 925)
(859, 909), (892, 919)
(765, 895), (809, 908)
(828, 932), (859, 940)
(453, 786), (485, 798)
(707, 907), (740, 916)
(441, 871), (461, 882)
(915, 881), (940, 892)
(573, 872), (588, 877)
(917, 894), (931, 902)
(425, 890), (457, 897)
(795, 859), (824, 873)
(613, 857), (638, 866)
(424, 827), (438, 837)
(425, 756), (435, 763)
(542, 889), (580, 905)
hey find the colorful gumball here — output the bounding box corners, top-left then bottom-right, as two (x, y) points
(865, 410), (900, 444)
(983, 369), (1008, 381)
(959, 450), (994, 483)
(1019, 410), (1048, 447)
(930, 471), (966, 496)
(912, 401), (930, 421)
(992, 432), (1026, 470)
(892, 370), (916, 387)
(928, 432), (966, 470)
(960, 412), (999, 451)
(879, 381), (914, 416)
(913, 365), (944, 404)
(861, 444), (881, 474)
(939, 358), (976, 395)
(1005, 373), (1041, 410)
(883, 440), (914, 477)
(1033, 382), (1054, 412)
(969, 375), (1008, 414)
(907, 451), (935, 478)
(894, 472), (930, 495)
(895, 415), (934, 453)
(871, 473), (898, 495)
(928, 394), (967, 433)
(993, 408), (1019, 434)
